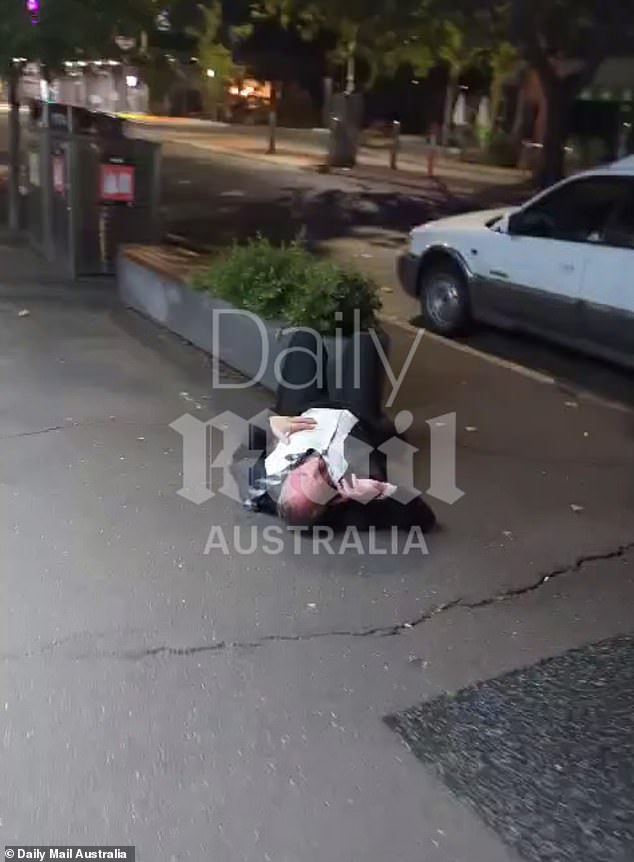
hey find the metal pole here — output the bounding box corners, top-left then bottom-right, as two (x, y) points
(150, 143), (163, 243)
(66, 105), (78, 279)
(345, 37), (356, 96)
(7, 67), (21, 232)
(267, 110), (277, 155)
(41, 97), (54, 261)
(390, 120), (401, 170)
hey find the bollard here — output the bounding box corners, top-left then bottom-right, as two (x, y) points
(427, 126), (439, 178)
(267, 110), (277, 155)
(390, 120), (401, 170)
(327, 116), (340, 170)
(427, 136), (438, 177)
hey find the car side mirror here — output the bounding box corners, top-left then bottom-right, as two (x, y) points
(507, 212), (522, 235)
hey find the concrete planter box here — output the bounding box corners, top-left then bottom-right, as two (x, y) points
(118, 246), (293, 392)
(118, 245), (390, 410)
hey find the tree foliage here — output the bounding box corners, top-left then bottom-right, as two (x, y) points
(382, 1), (510, 75)
(187, 1), (250, 113)
(0, 0), (158, 71)
(511, 0), (634, 183)
(381, 1), (511, 141)
(511, 0), (634, 74)
(254, 0), (405, 88)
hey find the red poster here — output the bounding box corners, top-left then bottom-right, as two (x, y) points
(100, 164), (135, 203)
(52, 155), (65, 195)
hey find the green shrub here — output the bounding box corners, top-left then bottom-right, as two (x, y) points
(190, 237), (380, 336)
(191, 236), (308, 320)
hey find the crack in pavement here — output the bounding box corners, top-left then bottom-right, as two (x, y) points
(0, 424), (67, 439)
(119, 540), (634, 658)
(465, 541), (634, 608)
(3, 542), (633, 662)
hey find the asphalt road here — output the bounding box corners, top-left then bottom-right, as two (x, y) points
(1, 237), (633, 861)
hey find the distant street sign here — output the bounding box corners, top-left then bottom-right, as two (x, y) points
(100, 163), (135, 203)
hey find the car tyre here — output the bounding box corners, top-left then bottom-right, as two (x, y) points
(419, 261), (472, 336)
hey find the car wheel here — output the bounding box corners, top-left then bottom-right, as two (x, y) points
(419, 262), (471, 336)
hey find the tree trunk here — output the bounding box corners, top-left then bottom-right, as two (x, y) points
(511, 81), (526, 144)
(267, 81), (279, 154)
(322, 76), (333, 127)
(345, 40), (356, 95)
(537, 79), (572, 188)
(441, 69), (458, 148)
(7, 67), (21, 232)
(490, 75), (503, 134)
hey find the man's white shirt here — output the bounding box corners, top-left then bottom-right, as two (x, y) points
(264, 408), (358, 483)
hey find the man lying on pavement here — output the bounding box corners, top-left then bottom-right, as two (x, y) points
(245, 404), (437, 533)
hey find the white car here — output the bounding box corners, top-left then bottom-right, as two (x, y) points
(397, 157), (634, 367)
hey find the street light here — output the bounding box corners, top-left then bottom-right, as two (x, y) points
(206, 68), (216, 79)
(126, 75), (138, 88)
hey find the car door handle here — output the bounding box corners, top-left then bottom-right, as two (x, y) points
(562, 263), (575, 273)
(490, 269), (509, 279)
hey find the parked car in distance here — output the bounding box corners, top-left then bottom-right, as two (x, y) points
(397, 157), (634, 368)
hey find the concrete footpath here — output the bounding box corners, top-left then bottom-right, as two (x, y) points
(1, 241), (633, 861)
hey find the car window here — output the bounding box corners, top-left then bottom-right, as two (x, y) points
(603, 191), (634, 248)
(514, 177), (634, 243)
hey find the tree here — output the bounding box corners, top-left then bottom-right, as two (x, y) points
(255, 0), (402, 93)
(381, 1), (510, 144)
(432, 2), (511, 145)
(511, 0), (634, 185)
(436, 19), (486, 145)
(187, 2), (250, 119)
(488, 40), (518, 135)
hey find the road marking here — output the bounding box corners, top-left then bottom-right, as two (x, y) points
(220, 190), (246, 198)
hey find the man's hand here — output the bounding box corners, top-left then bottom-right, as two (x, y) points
(270, 415), (318, 444)
(339, 474), (397, 503)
